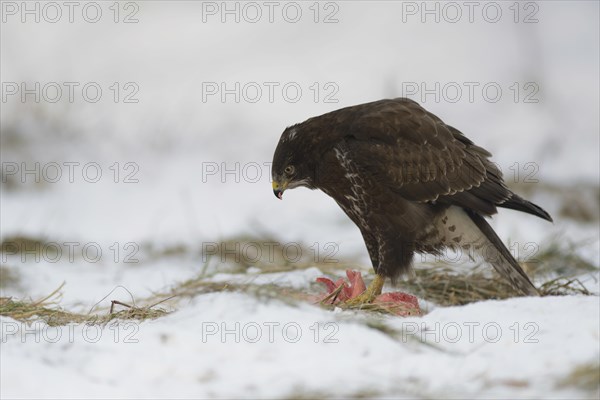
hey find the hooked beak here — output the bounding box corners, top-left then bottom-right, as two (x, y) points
(272, 181), (287, 200)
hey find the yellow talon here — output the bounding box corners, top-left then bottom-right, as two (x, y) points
(344, 274), (386, 307)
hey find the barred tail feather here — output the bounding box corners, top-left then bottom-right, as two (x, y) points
(467, 211), (540, 296)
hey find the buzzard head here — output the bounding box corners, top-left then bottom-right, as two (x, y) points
(272, 125), (317, 199)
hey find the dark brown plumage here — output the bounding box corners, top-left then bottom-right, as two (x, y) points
(272, 98), (552, 297)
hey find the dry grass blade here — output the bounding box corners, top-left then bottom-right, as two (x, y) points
(318, 283), (345, 306)
(558, 363), (600, 393)
(401, 249), (597, 306)
(32, 281), (65, 306)
(398, 264), (520, 306)
(340, 300), (422, 316)
(0, 296), (89, 326)
(107, 305), (170, 321)
(539, 277), (592, 296)
(1, 284), (171, 326)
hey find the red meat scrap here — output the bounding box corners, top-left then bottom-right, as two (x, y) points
(317, 270), (421, 316)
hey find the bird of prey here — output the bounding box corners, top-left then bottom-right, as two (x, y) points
(272, 98), (552, 304)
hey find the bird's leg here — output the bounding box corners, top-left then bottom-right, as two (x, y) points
(344, 274), (386, 306)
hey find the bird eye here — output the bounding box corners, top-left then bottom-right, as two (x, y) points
(284, 165), (295, 175)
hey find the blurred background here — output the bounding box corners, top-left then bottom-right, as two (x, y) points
(1, 0), (599, 300)
(2, 2), (599, 399)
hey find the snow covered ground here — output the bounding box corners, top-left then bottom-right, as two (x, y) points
(2, 293), (598, 399)
(1, 1), (599, 399)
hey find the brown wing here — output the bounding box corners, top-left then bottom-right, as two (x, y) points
(342, 98), (511, 216)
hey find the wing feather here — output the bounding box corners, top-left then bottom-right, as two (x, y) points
(342, 98), (511, 215)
